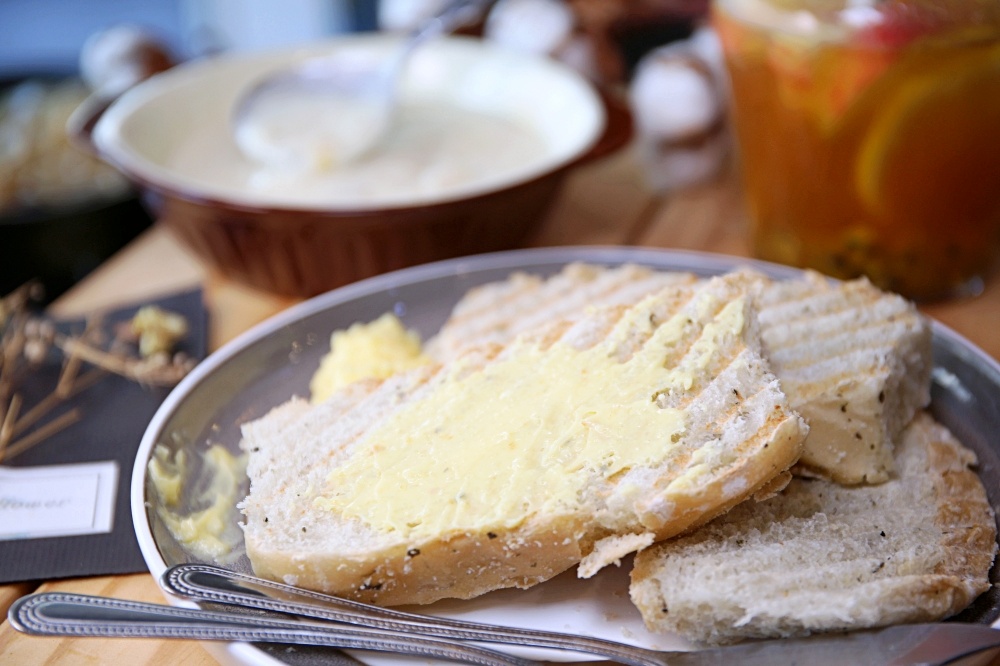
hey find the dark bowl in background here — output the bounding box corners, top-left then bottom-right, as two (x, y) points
(0, 194), (151, 304)
(0, 74), (153, 304)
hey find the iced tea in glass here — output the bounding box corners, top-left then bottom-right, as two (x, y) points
(713, 0), (1000, 300)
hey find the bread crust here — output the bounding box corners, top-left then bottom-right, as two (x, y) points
(247, 515), (589, 606)
(629, 412), (997, 645)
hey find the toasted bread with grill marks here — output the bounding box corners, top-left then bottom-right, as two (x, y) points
(429, 264), (932, 484)
(755, 270), (931, 484)
(240, 271), (807, 606)
(424, 262), (697, 361)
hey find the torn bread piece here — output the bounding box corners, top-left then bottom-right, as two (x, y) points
(629, 412), (997, 646)
(240, 271), (807, 606)
(429, 264), (932, 484)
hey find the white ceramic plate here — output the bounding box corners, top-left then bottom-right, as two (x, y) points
(132, 246), (1000, 666)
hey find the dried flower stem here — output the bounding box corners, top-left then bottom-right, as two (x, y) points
(1, 314), (26, 398)
(56, 334), (191, 387)
(1, 408), (82, 462)
(0, 393), (22, 458)
(0, 284), (193, 462)
(10, 367), (105, 439)
(55, 326), (89, 398)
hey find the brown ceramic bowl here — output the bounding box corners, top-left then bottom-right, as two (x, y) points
(82, 35), (632, 298)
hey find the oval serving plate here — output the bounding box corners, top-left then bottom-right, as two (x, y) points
(132, 246), (1000, 666)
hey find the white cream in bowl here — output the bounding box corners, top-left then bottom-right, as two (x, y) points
(93, 35), (605, 210)
(198, 101), (547, 206)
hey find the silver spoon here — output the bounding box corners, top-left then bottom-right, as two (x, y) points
(159, 563), (1000, 666)
(232, 0), (489, 171)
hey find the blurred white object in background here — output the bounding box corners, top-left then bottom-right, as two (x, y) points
(79, 25), (174, 97)
(483, 0), (601, 80)
(484, 0), (574, 54)
(628, 25), (729, 192)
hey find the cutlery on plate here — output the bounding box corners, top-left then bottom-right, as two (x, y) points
(9, 563), (1000, 666)
(8, 590), (536, 666)
(160, 563), (1000, 666)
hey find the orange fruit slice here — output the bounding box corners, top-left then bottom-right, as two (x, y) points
(854, 39), (1000, 214)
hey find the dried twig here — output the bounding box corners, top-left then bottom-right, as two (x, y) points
(0, 393), (21, 460)
(0, 285), (194, 463)
(1, 408), (82, 461)
(53, 317), (95, 398)
(10, 367), (105, 439)
(55, 335), (194, 387)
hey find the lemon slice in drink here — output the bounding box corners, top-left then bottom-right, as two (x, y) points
(854, 40), (1000, 214)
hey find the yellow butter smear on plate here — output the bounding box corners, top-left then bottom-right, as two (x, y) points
(148, 443), (247, 564)
(316, 294), (747, 540)
(310, 312), (430, 403)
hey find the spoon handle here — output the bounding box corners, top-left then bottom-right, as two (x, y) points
(8, 591), (538, 666)
(409, 0), (492, 47)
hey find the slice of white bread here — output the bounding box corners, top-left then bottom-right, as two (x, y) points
(428, 264), (932, 484)
(629, 411), (997, 645)
(240, 271), (807, 606)
(424, 262), (697, 361)
(755, 270), (932, 484)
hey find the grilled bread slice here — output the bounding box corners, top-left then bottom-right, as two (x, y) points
(429, 264), (932, 484)
(240, 271), (807, 606)
(424, 262), (697, 361)
(629, 412), (997, 645)
(756, 270), (932, 484)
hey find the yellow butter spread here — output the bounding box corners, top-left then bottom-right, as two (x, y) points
(317, 293), (747, 540)
(149, 443), (247, 563)
(148, 444), (185, 507)
(310, 313), (431, 403)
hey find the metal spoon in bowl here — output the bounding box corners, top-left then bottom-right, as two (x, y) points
(232, 0), (489, 172)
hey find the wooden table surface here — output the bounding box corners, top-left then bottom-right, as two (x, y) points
(1, 147), (998, 665)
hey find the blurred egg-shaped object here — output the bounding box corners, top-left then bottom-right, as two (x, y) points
(484, 0), (574, 53)
(80, 25), (174, 97)
(484, 0), (605, 81)
(628, 25), (729, 191)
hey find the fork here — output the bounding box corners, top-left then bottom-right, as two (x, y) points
(160, 563), (1000, 666)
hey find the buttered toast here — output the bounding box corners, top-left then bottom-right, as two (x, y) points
(629, 412), (997, 645)
(428, 264), (932, 484)
(424, 262), (697, 361)
(240, 272), (807, 605)
(755, 269), (932, 483)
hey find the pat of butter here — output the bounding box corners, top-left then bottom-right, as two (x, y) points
(317, 293), (748, 540)
(310, 313), (431, 403)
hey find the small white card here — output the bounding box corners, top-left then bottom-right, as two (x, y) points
(0, 461), (119, 541)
